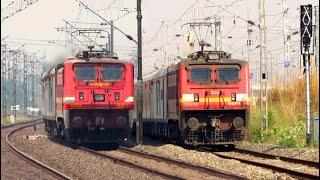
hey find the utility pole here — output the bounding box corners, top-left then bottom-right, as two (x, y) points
(247, 9), (253, 97)
(214, 18), (221, 51)
(23, 52), (28, 118)
(300, 4), (313, 146)
(13, 53), (17, 121)
(31, 57), (35, 108)
(110, 20), (114, 55)
(259, 0), (268, 131)
(315, 6), (319, 79)
(136, 0), (143, 144)
(283, 0), (291, 86)
(1, 44), (7, 123)
(107, 32), (111, 55)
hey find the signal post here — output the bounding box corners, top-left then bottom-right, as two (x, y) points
(300, 4), (313, 146)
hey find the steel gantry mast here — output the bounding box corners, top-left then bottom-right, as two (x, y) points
(1, 45), (7, 123)
(136, 0), (143, 144)
(283, 0), (291, 86)
(12, 52), (18, 121)
(214, 18), (221, 51)
(23, 52), (28, 119)
(315, 6), (319, 79)
(259, 0), (268, 131)
(247, 8), (253, 97)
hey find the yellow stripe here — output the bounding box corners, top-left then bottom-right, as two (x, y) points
(180, 97), (232, 103)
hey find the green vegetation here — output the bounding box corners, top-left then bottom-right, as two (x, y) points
(2, 116), (12, 125)
(249, 74), (319, 148)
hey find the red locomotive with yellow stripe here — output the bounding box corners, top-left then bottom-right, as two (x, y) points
(139, 51), (250, 147)
(41, 50), (134, 143)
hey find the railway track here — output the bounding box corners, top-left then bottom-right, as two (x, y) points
(198, 147), (319, 179)
(4, 119), (71, 180)
(118, 146), (245, 179)
(1, 118), (41, 129)
(76, 145), (245, 180)
(234, 147), (319, 168)
(78, 146), (186, 180)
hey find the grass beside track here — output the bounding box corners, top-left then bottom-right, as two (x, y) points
(249, 74), (319, 148)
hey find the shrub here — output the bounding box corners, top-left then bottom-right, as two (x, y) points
(249, 74), (318, 148)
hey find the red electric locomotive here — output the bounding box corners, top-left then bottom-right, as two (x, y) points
(139, 50), (250, 147)
(41, 50), (134, 143)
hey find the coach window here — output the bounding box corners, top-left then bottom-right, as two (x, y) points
(189, 68), (212, 83)
(216, 67), (239, 83)
(102, 66), (122, 81)
(75, 65), (96, 81)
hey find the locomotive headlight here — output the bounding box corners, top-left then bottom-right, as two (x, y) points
(232, 117), (244, 129)
(124, 96), (134, 102)
(94, 94), (105, 102)
(181, 94), (194, 103)
(72, 116), (83, 127)
(116, 116), (127, 128)
(236, 93), (248, 101)
(207, 53), (219, 61)
(63, 96), (75, 103)
(187, 117), (199, 131)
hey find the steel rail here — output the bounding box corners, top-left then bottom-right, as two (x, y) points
(78, 146), (186, 180)
(212, 152), (319, 179)
(5, 121), (71, 180)
(118, 146), (245, 180)
(235, 147), (319, 168)
(1, 117), (42, 129)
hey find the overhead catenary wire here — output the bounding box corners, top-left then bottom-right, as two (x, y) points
(206, 0), (257, 26)
(76, 0), (137, 44)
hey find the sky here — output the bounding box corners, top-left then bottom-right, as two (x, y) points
(1, 0), (319, 83)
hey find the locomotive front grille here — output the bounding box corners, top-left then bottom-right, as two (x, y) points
(185, 130), (245, 145)
(68, 128), (128, 143)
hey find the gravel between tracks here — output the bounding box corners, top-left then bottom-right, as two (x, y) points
(237, 141), (319, 162)
(10, 125), (164, 180)
(10, 124), (318, 180)
(104, 150), (221, 179)
(129, 137), (312, 179)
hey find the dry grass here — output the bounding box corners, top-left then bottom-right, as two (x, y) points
(250, 74), (319, 147)
(268, 74), (319, 124)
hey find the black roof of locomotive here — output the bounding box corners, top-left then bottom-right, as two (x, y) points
(180, 58), (248, 66)
(180, 50), (248, 66)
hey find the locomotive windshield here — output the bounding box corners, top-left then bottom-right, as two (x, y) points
(102, 66), (122, 81)
(75, 66), (96, 81)
(189, 68), (211, 83)
(217, 68), (239, 83)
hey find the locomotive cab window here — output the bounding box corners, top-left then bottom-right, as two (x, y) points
(216, 67), (239, 83)
(75, 65), (96, 81)
(102, 65), (122, 81)
(189, 68), (212, 83)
